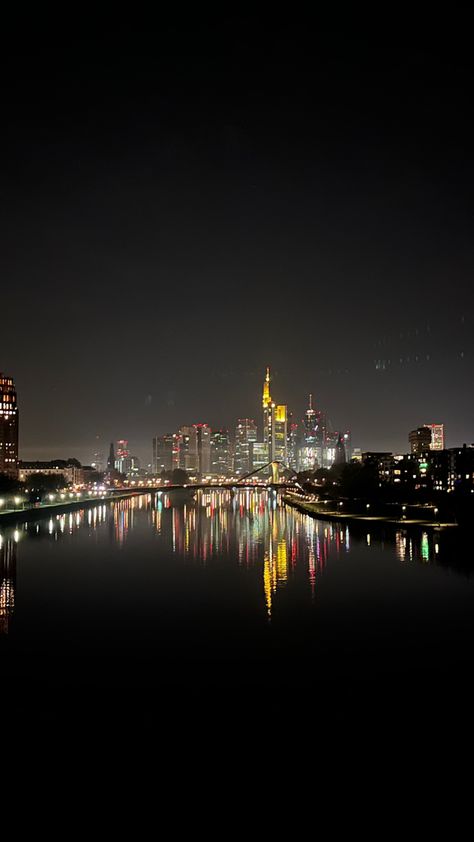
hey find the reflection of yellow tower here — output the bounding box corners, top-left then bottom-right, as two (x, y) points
(263, 508), (288, 619)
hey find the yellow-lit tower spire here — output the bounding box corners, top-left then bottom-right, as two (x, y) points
(262, 365), (271, 409)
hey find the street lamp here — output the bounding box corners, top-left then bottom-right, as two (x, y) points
(434, 507), (439, 525)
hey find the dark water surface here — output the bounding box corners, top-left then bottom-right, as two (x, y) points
(1, 489), (474, 724)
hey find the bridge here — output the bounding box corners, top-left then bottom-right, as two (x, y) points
(110, 461), (302, 496)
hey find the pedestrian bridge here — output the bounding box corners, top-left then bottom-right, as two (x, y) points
(110, 461), (301, 495)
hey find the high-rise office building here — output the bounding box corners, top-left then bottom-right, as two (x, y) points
(0, 372), (18, 478)
(262, 366), (273, 453)
(153, 434), (180, 473)
(115, 440), (130, 474)
(234, 419), (257, 475)
(323, 430), (338, 467)
(262, 367), (287, 464)
(195, 423), (211, 475)
(210, 429), (231, 477)
(409, 426), (432, 454)
(335, 433), (346, 465)
(287, 419), (299, 470)
(107, 442), (115, 472)
(273, 403), (288, 463)
(425, 423), (444, 451)
(297, 445), (319, 472)
(302, 393), (325, 464)
(179, 426), (199, 473)
(250, 441), (269, 474)
(343, 431), (352, 462)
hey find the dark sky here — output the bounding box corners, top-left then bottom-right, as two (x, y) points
(1, 16), (473, 464)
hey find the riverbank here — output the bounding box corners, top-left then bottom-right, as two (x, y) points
(0, 490), (144, 527)
(282, 491), (457, 530)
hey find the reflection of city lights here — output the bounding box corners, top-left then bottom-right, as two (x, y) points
(4, 489), (447, 626)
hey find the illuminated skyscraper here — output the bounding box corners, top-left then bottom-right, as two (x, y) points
(179, 426), (199, 472)
(287, 417), (299, 470)
(210, 429), (231, 476)
(273, 403), (288, 463)
(195, 423), (211, 475)
(153, 434), (180, 473)
(298, 393), (324, 469)
(234, 419), (257, 475)
(250, 441), (269, 473)
(0, 372), (18, 478)
(343, 431), (352, 461)
(425, 423), (445, 451)
(115, 440), (130, 474)
(262, 367), (287, 464)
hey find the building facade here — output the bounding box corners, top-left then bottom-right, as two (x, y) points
(153, 434), (180, 473)
(195, 424), (211, 475)
(234, 418), (257, 476)
(0, 372), (19, 479)
(262, 367), (287, 464)
(409, 426), (432, 454)
(210, 429), (231, 477)
(179, 426), (199, 473)
(250, 442), (269, 474)
(425, 423), (445, 451)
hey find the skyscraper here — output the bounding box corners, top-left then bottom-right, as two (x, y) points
(273, 403), (288, 463)
(262, 366), (273, 454)
(179, 426), (199, 472)
(409, 426), (432, 454)
(153, 434), (180, 473)
(335, 433), (346, 465)
(195, 423), (211, 475)
(234, 419), (257, 475)
(287, 417), (299, 470)
(210, 429), (231, 477)
(0, 372), (18, 478)
(298, 394), (323, 470)
(425, 423), (445, 451)
(107, 442), (115, 470)
(262, 367), (287, 464)
(115, 440), (130, 474)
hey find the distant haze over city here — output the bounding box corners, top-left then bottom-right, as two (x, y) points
(1, 21), (473, 464)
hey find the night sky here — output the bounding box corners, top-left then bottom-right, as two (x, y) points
(1, 17), (473, 464)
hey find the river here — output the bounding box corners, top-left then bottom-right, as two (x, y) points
(2, 488), (474, 720)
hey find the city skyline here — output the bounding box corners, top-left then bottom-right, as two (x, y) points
(2, 363), (455, 476)
(2, 22), (473, 465)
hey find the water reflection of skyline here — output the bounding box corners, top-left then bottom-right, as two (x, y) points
(0, 490), (469, 633)
(0, 533), (16, 635)
(152, 489), (353, 614)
